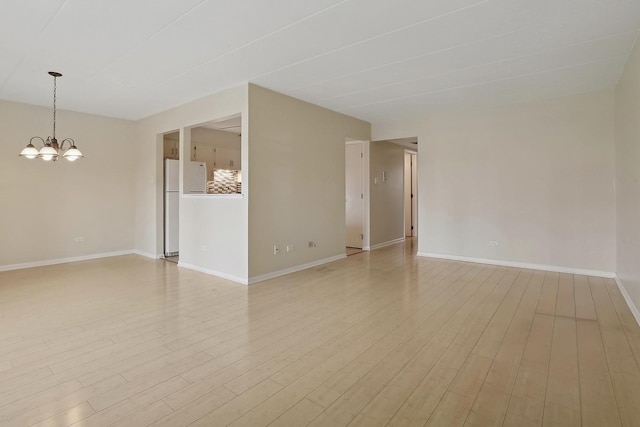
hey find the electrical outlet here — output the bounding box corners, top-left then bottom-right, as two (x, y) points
(308, 241), (317, 248)
(286, 245), (294, 252)
(489, 240), (499, 247)
(274, 245), (279, 255)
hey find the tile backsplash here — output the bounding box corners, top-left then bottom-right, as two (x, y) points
(208, 169), (241, 194)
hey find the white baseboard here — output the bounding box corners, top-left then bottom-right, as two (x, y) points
(131, 250), (162, 259)
(614, 276), (640, 327)
(177, 262), (248, 285)
(0, 250), (136, 272)
(370, 237), (405, 251)
(248, 254), (346, 285)
(417, 252), (616, 279)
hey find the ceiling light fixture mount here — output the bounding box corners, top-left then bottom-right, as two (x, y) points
(19, 71), (83, 162)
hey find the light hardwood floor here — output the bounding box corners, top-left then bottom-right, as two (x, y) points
(1, 240), (639, 426)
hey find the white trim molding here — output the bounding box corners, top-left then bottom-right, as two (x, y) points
(614, 276), (640, 327)
(132, 250), (163, 259)
(417, 252), (616, 279)
(248, 254), (346, 285)
(0, 250), (135, 272)
(370, 237), (405, 251)
(177, 262), (248, 285)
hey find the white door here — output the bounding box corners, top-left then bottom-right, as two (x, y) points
(345, 143), (364, 248)
(404, 153), (412, 237)
(411, 153), (417, 237)
(404, 152), (418, 237)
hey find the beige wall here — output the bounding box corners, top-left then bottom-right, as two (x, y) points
(5, 75), (627, 293)
(0, 99), (136, 268)
(374, 90), (617, 274)
(4, 83), (369, 282)
(247, 85), (370, 279)
(369, 141), (405, 247)
(135, 85), (249, 282)
(615, 39), (640, 313)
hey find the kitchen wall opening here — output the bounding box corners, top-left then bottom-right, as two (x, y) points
(188, 114), (242, 195)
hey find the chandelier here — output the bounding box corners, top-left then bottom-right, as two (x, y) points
(19, 72), (83, 162)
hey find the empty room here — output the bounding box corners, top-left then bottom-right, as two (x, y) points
(1, 1), (640, 426)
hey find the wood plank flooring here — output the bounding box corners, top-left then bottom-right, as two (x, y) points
(1, 240), (639, 426)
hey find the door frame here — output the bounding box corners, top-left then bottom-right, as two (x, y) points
(404, 149), (417, 238)
(156, 129), (181, 258)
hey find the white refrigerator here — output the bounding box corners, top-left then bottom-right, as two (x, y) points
(164, 160), (207, 256)
(188, 161), (207, 193)
(164, 159), (180, 256)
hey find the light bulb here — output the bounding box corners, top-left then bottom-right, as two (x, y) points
(38, 145), (58, 161)
(63, 147), (83, 161)
(19, 145), (39, 159)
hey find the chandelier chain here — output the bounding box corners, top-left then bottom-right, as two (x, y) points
(52, 75), (57, 139)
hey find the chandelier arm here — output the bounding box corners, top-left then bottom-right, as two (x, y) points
(59, 138), (75, 150)
(29, 136), (46, 147)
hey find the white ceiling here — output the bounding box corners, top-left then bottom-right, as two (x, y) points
(200, 115), (242, 134)
(387, 137), (419, 151)
(1, 0), (639, 124)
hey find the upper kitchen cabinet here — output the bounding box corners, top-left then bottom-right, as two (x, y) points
(215, 147), (241, 170)
(163, 132), (179, 159)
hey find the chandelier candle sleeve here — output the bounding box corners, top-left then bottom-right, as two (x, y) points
(19, 72), (83, 162)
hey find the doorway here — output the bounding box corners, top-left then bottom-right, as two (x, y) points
(404, 151), (417, 237)
(346, 141), (364, 253)
(163, 131), (180, 263)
